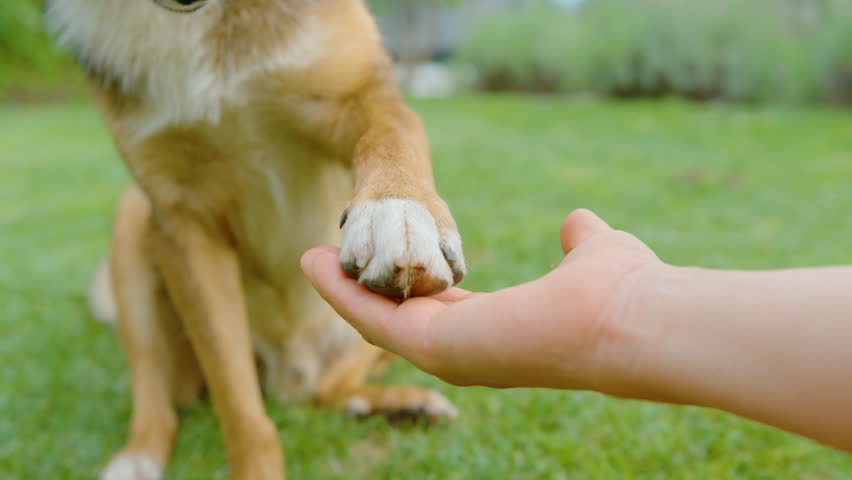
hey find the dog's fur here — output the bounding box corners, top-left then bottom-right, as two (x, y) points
(47, 1), (466, 478)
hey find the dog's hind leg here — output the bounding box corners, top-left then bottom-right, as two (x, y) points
(102, 187), (204, 480)
(316, 342), (458, 423)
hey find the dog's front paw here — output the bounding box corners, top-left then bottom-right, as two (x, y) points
(339, 198), (465, 299)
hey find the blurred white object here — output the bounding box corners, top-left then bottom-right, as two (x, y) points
(396, 63), (456, 99)
(89, 257), (117, 325)
(552, 0), (586, 8)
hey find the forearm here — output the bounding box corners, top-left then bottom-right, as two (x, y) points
(623, 265), (852, 451)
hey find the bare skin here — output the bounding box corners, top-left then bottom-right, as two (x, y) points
(301, 209), (852, 453)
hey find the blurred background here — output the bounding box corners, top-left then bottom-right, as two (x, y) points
(2, 1), (852, 479)
(373, 0), (852, 104)
(2, 0), (851, 104)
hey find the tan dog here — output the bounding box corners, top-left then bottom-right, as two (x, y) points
(47, 1), (466, 478)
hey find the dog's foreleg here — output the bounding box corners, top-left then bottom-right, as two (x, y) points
(151, 214), (285, 480)
(339, 71), (467, 300)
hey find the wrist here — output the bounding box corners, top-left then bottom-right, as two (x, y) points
(591, 262), (694, 402)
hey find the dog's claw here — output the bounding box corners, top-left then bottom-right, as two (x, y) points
(441, 245), (464, 285)
(341, 259), (360, 278)
(339, 208), (349, 229)
(363, 272), (407, 300)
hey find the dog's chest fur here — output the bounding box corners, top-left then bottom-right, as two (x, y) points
(46, 0), (333, 139)
(45, 0), (374, 268)
(48, 0), (222, 132)
(48, 0), (377, 399)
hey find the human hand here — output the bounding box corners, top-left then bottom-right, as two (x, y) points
(301, 209), (665, 392)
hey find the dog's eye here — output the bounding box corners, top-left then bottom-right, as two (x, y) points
(151, 0), (207, 13)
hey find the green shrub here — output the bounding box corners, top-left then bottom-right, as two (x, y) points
(570, 0), (818, 102)
(0, 2), (60, 69)
(813, 0), (852, 104)
(457, 0), (846, 105)
(455, 4), (576, 92)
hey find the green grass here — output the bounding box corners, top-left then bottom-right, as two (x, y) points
(1, 96), (851, 479)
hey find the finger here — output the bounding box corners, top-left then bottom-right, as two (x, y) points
(560, 208), (613, 254)
(301, 246), (471, 308)
(308, 244), (342, 257)
(429, 286), (476, 303)
(300, 247), (401, 347)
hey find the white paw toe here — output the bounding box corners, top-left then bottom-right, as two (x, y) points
(101, 454), (162, 480)
(424, 391), (459, 420)
(345, 394), (372, 417)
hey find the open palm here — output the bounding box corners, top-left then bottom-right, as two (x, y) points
(301, 209), (662, 390)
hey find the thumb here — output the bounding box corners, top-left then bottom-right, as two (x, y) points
(560, 209), (613, 254)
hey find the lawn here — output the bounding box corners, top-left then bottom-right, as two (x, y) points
(1, 96), (851, 479)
